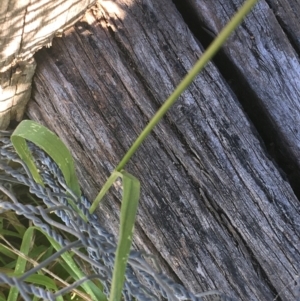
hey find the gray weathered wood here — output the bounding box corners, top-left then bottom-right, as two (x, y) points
(0, 0), (96, 128)
(182, 0), (300, 189)
(27, 1), (300, 301)
(267, 0), (300, 50)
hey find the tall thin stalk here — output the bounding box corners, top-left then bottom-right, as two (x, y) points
(116, 0), (258, 172)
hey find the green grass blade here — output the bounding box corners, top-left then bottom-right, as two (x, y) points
(90, 171), (122, 214)
(28, 245), (49, 260)
(0, 229), (22, 238)
(7, 273), (64, 301)
(22, 274), (63, 292)
(7, 226), (35, 301)
(11, 128), (43, 185)
(20, 225), (104, 300)
(33, 228), (106, 301)
(11, 120), (81, 197)
(0, 243), (18, 260)
(4, 212), (26, 236)
(4, 261), (17, 269)
(8, 272), (61, 291)
(3, 224), (104, 301)
(109, 171), (140, 301)
(115, 0), (258, 172)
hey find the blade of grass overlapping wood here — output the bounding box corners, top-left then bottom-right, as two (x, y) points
(109, 171), (140, 301)
(11, 120), (81, 197)
(89, 171), (121, 214)
(91, 2), (258, 300)
(89, 170), (140, 301)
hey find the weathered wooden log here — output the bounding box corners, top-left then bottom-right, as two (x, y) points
(178, 0), (300, 194)
(0, 0), (95, 128)
(27, 1), (300, 301)
(267, 0), (300, 50)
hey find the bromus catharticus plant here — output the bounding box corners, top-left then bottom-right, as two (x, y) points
(5, 0), (258, 300)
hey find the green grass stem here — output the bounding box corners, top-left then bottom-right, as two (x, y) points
(115, 0), (258, 172)
(90, 171), (121, 214)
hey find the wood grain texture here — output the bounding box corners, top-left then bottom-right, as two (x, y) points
(27, 1), (300, 301)
(0, 0), (96, 71)
(181, 0), (300, 190)
(267, 0), (300, 51)
(0, 0), (96, 128)
(0, 58), (36, 128)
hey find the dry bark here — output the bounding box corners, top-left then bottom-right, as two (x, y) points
(27, 1), (300, 301)
(267, 0), (300, 51)
(180, 0), (300, 192)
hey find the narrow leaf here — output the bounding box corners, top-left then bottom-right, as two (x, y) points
(7, 227), (35, 301)
(11, 120), (81, 197)
(0, 244), (18, 260)
(33, 227), (106, 301)
(109, 171), (140, 301)
(90, 171), (122, 214)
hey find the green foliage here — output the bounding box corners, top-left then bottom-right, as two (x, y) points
(109, 171), (140, 301)
(40, 229), (105, 301)
(7, 227), (36, 301)
(11, 120), (81, 197)
(0, 212), (96, 301)
(9, 120), (141, 301)
(5, 117), (142, 301)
